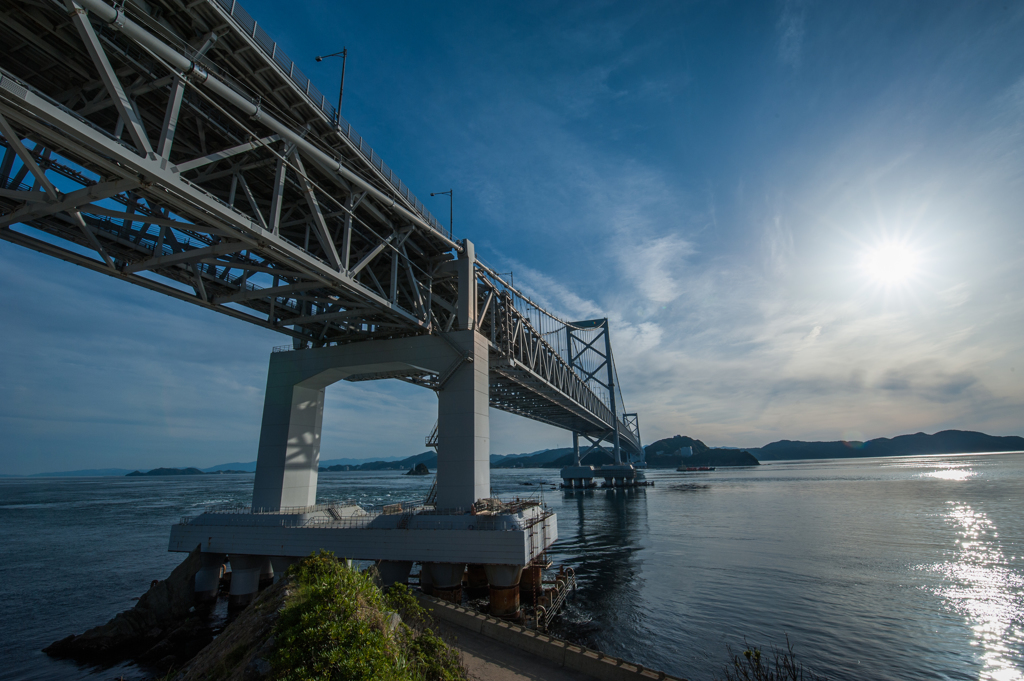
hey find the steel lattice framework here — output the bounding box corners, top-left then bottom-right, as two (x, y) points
(0, 0), (642, 457)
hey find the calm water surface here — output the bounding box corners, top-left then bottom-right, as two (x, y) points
(1, 452), (1021, 680)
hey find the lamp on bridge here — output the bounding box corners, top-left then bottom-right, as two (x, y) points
(430, 189), (453, 239)
(314, 48), (347, 125)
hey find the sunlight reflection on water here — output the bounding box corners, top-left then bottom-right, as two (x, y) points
(923, 502), (1024, 681)
(923, 468), (977, 481)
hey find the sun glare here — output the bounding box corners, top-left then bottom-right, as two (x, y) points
(860, 239), (922, 287)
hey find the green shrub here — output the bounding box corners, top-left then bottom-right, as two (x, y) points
(268, 553), (466, 681)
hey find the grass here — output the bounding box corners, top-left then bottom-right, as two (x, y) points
(715, 636), (827, 681)
(268, 552), (466, 681)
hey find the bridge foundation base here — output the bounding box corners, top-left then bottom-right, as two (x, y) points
(194, 552), (225, 603)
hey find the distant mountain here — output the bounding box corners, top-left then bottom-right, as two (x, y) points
(492, 448), (574, 468)
(27, 468), (135, 477)
(645, 435), (710, 461)
(543, 449), (615, 468)
(320, 455), (407, 467)
(636, 435), (759, 468)
(24, 428), (1014, 479)
(203, 461), (257, 472)
(126, 467), (205, 477)
(751, 430), (1024, 461)
(201, 456), (408, 473)
(686, 449), (760, 467)
(491, 448), (556, 463)
(320, 451), (437, 472)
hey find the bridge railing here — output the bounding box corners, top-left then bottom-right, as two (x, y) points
(205, 0), (449, 239)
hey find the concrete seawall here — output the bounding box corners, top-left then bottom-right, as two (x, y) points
(415, 593), (686, 681)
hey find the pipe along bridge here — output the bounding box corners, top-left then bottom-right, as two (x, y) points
(0, 0), (644, 613)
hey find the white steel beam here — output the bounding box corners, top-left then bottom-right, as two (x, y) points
(64, 0), (153, 155)
(291, 151), (341, 270)
(0, 177), (139, 227)
(72, 0), (456, 249)
(214, 280), (321, 305)
(174, 135), (280, 173)
(268, 150), (287, 236)
(156, 75), (185, 159)
(122, 239), (247, 273)
(0, 113), (58, 199)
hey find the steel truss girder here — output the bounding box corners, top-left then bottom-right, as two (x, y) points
(472, 267), (641, 456)
(0, 0), (644, 448)
(0, 70), (434, 343)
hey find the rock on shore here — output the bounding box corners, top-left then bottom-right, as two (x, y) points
(44, 544), (212, 669)
(174, 578), (290, 681)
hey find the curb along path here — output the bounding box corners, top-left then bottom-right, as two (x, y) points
(415, 593), (686, 681)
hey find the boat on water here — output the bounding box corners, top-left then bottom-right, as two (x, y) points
(678, 466), (716, 472)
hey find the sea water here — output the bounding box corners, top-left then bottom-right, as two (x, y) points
(0, 452), (1021, 681)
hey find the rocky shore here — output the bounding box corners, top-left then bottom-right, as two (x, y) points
(44, 545), (216, 670)
(43, 551), (467, 680)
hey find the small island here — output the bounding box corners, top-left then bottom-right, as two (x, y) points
(404, 462), (431, 476)
(125, 468), (251, 477)
(126, 467), (205, 477)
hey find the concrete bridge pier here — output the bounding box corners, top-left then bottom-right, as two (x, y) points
(270, 556), (300, 584)
(228, 554), (264, 608)
(249, 335), (487, 513)
(194, 552), (225, 602)
(375, 560), (413, 588)
(425, 562), (466, 603)
(520, 564), (543, 605)
(485, 564), (523, 616)
(466, 564), (489, 598)
(418, 562), (433, 595)
(258, 557), (274, 589)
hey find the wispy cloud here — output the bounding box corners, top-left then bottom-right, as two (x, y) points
(777, 0), (807, 68)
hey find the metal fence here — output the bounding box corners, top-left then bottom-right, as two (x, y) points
(209, 0), (449, 239)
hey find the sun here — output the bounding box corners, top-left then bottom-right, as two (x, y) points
(860, 238), (922, 287)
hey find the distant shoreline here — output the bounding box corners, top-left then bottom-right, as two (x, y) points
(5, 429), (1021, 477)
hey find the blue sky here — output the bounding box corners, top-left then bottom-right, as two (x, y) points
(2, 0), (1023, 474)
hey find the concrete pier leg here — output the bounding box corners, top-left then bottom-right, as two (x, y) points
(485, 564), (523, 616)
(194, 552), (225, 603)
(375, 560), (413, 588)
(466, 564), (489, 599)
(228, 554), (263, 608)
(428, 562), (465, 604)
(436, 329), (490, 511)
(270, 556), (299, 584)
(251, 378), (325, 511)
(419, 562), (434, 595)
(520, 564), (543, 605)
(249, 331), (464, 512)
(258, 557), (274, 590)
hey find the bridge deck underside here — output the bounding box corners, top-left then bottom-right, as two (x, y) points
(0, 0), (641, 456)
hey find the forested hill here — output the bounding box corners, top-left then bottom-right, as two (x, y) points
(750, 430), (1024, 461)
(642, 435), (760, 468)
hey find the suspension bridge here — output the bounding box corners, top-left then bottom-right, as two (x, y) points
(0, 0), (645, 611)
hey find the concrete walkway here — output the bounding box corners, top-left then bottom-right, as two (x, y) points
(438, 621), (598, 681)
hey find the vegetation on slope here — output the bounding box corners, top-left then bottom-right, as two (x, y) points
(179, 552), (466, 681)
(271, 553), (464, 681)
(642, 435), (760, 468)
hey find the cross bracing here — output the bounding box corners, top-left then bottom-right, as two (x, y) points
(0, 0), (642, 459)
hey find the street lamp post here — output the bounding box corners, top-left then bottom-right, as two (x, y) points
(314, 48), (347, 124)
(430, 189), (452, 239)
